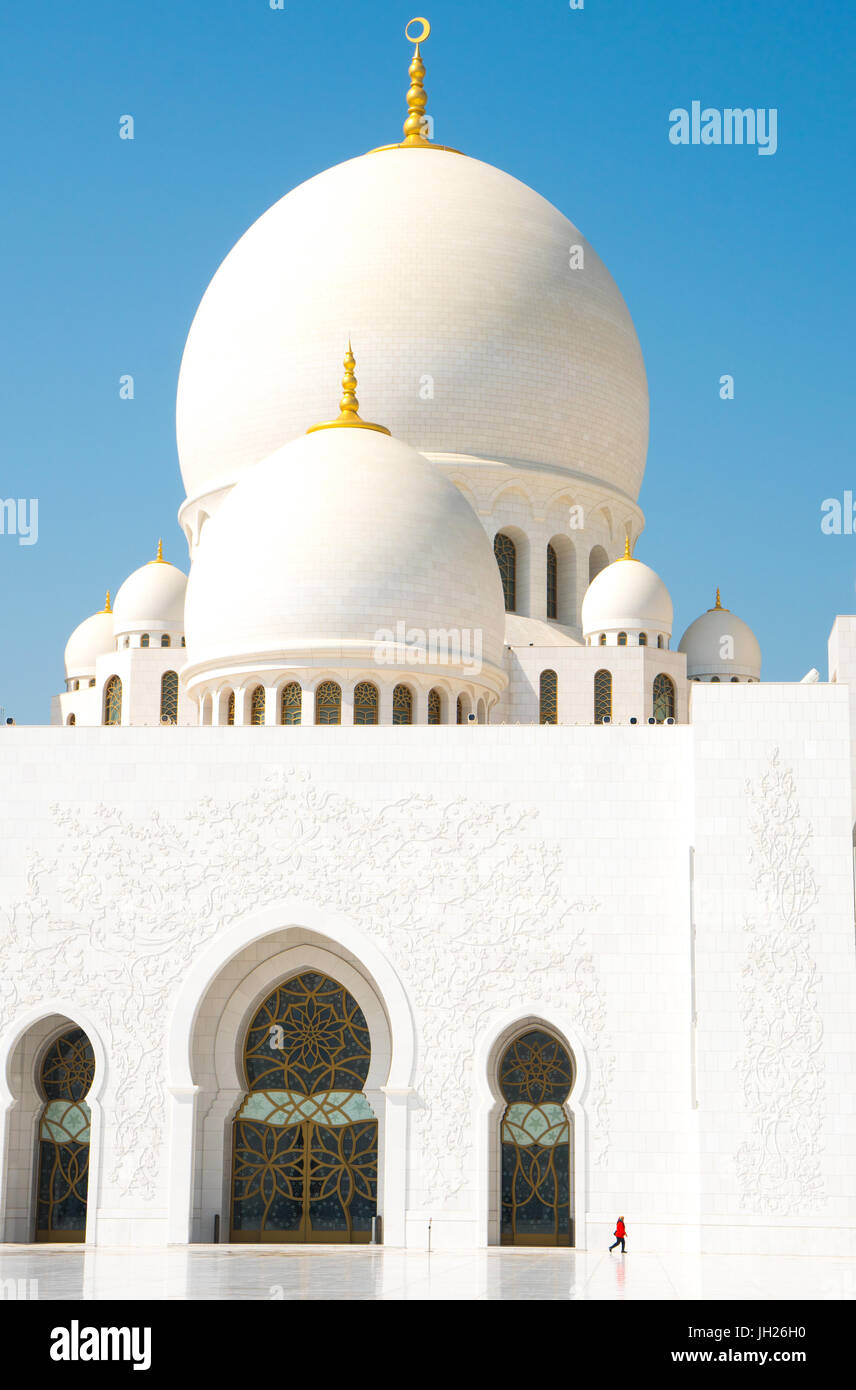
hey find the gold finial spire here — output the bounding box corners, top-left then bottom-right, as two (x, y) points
(619, 534), (634, 560)
(368, 18), (463, 155)
(714, 586), (722, 609)
(307, 343), (391, 435)
(708, 587), (729, 612)
(147, 537), (166, 565)
(103, 590), (112, 614)
(402, 18), (431, 146)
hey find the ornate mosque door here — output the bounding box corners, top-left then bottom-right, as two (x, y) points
(230, 972), (378, 1243)
(35, 1028), (94, 1242)
(499, 1030), (574, 1246)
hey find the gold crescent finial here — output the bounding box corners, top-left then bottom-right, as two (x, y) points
(402, 17), (431, 146)
(307, 343), (391, 435)
(103, 590), (112, 614)
(367, 17), (464, 155)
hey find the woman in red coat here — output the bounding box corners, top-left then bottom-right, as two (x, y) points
(609, 1217), (627, 1253)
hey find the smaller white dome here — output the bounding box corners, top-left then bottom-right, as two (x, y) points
(679, 595), (761, 680)
(113, 548), (187, 637)
(64, 606), (115, 680)
(581, 548), (673, 639)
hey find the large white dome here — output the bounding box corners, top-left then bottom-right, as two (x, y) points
(176, 148), (648, 508)
(581, 551), (673, 639)
(679, 597), (761, 680)
(183, 423), (507, 692)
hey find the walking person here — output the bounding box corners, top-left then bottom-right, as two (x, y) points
(609, 1216), (627, 1253)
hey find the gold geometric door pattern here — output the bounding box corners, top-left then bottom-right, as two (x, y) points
(499, 1030), (574, 1247)
(35, 1028), (95, 1242)
(230, 972), (378, 1243)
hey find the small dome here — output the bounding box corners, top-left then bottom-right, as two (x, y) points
(112, 545), (187, 637)
(64, 604), (115, 680)
(679, 593), (761, 680)
(581, 545), (673, 639)
(183, 415), (507, 693)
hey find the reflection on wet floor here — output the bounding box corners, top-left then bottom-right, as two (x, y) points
(0, 1245), (853, 1301)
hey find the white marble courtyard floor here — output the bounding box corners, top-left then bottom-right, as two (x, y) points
(1, 1245), (854, 1300)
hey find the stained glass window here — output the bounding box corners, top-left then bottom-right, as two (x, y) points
(160, 670), (178, 723)
(653, 672), (675, 722)
(617, 632), (627, 646)
(161, 634), (171, 648)
(428, 688), (441, 724)
(280, 682), (302, 725)
(494, 533), (516, 612)
(140, 634), (149, 648)
(546, 544), (557, 620)
(353, 681), (379, 725)
(499, 1030), (573, 1247)
(539, 669), (557, 724)
(103, 676), (122, 726)
(227, 690), (235, 726)
(599, 633), (606, 646)
(594, 669), (612, 724)
(251, 685), (266, 725)
(231, 973), (377, 1243)
(392, 684), (412, 725)
(639, 632), (647, 646)
(35, 1028), (94, 1242)
(315, 681), (341, 725)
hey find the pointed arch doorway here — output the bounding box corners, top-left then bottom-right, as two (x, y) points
(229, 971), (378, 1242)
(498, 1029), (575, 1246)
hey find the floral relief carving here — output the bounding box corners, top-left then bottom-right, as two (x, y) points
(0, 768), (612, 1206)
(736, 750), (825, 1214)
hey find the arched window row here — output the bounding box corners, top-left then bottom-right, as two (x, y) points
(588, 632), (667, 648)
(201, 681), (488, 726)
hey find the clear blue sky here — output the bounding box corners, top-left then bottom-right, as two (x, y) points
(1, 0), (854, 722)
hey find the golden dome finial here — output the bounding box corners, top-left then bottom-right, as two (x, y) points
(103, 590), (112, 614)
(307, 343), (391, 435)
(715, 586), (722, 609)
(621, 534), (633, 560)
(402, 18), (432, 146)
(148, 537), (165, 565)
(708, 586), (729, 612)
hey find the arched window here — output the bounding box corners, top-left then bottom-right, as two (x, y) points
(280, 682), (302, 725)
(315, 680), (341, 725)
(456, 696), (463, 725)
(103, 676), (122, 725)
(539, 669), (558, 724)
(161, 634), (171, 648)
(160, 670), (179, 723)
(140, 634), (149, 648)
(730, 676), (739, 683)
(589, 545), (609, 583)
(35, 1028), (94, 1242)
(66, 714), (76, 726)
(710, 676), (720, 683)
(599, 633), (607, 646)
(227, 691), (235, 725)
(251, 685), (266, 725)
(428, 688), (442, 725)
(392, 683), (413, 725)
(657, 635), (664, 649)
(653, 672), (676, 721)
(494, 532), (516, 612)
(180, 636), (186, 648)
(594, 669), (612, 724)
(353, 681), (379, 725)
(499, 1030), (574, 1246)
(638, 633), (647, 646)
(230, 972), (377, 1243)
(617, 632), (627, 646)
(546, 544), (557, 620)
